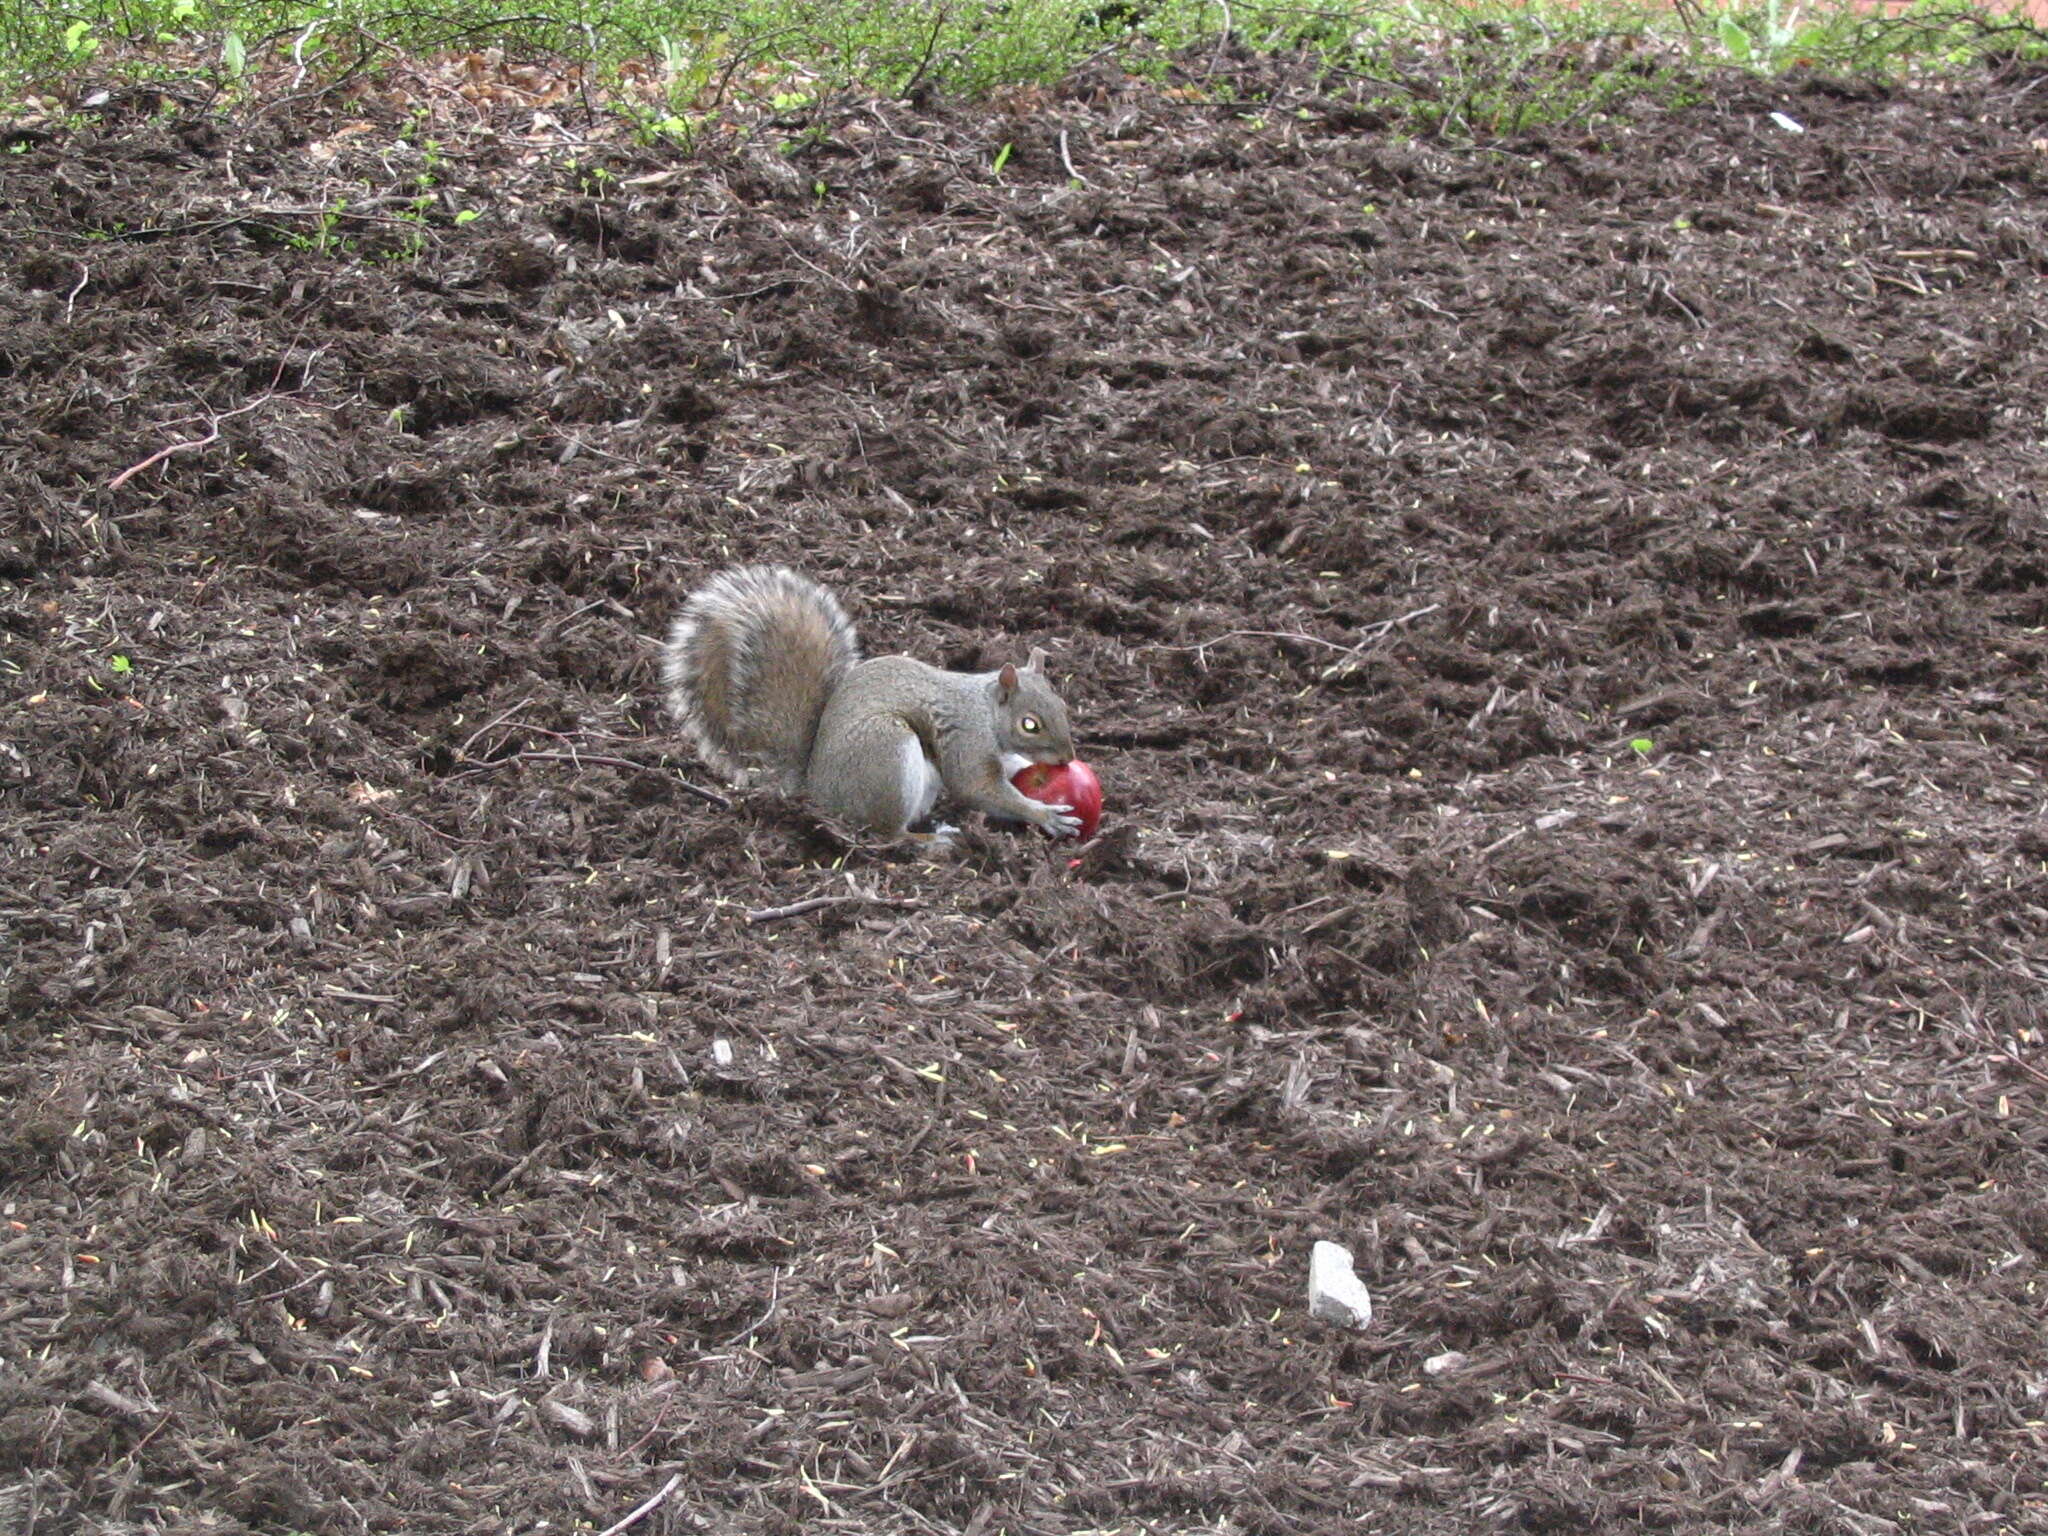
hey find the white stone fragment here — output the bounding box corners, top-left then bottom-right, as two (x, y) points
(1308, 1240), (1374, 1329)
(711, 1038), (735, 1069)
(1423, 1350), (1469, 1378)
(1769, 112), (1806, 135)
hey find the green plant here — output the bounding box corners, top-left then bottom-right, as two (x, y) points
(627, 106), (700, 148)
(0, 0), (2041, 139)
(1719, 0), (1835, 67)
(154, 0), (202, 42)
(298, 197), (347, 255)
(636, 28), (729, 148)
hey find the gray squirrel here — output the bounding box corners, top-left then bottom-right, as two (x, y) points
(662, 566), (1083, 841)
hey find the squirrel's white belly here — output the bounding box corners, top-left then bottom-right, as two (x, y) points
(900, 736), (941, 825)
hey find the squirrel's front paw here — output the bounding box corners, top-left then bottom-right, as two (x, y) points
(1037, 803), (1083, 839)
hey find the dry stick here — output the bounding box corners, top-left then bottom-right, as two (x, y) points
(744, 894), (853, 925)
(455, 695), (537, 760)
(1318, 603), (1444, 678)
(2003, 1048), (2048, 1088)
(84, 1381), (155, 1418)
(743, 890), (920, 926)
(896, 6), (950, 100)
(452, 750), (732, 808)
(120, 1412), (175, 1464)
(107, 420), (227, 490)
(108, 350), (323, 490)
(533, 1316), (555, 1380)
(289, 19), (323, 90)
(782, 244), (857, 293)
(1058, 128), (1089, 186)
(552, 432), (662, 471)
(714, 1270), (782, 1348)
(486, 1146), (544, 1199)
(1144, 627), (1357, 660)
(1208, 0), (1235, 76)
(593, 1472), (684, 1536)
(114, 205), (428, 241)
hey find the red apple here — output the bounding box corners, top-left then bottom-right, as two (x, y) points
(1012, 759), (1103, 841)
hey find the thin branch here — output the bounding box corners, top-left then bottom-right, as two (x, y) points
(1318, 604), (1444, 680)
(713, 1270), (782, 1347)
(289, 19), (324, 90)
(455, 696), (538, 760)
(594, 1472), (684, 1536)
(1058, 128), (1089, 186)
(1207, 0), (1235, 77)
(107, 423), (224, 490)
(108, 350), (323, 490)
(2003, 1047), (2048, 1088)
(451, 749), (732, 807)
(744, 889), (920, 925)
(897, 5), (951, 100)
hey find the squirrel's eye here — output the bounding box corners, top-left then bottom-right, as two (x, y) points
(1021, 715), (1041, 733)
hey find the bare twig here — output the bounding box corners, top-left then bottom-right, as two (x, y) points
(779, 238), (857, 293)
(84, 1381), (156, 1418)
(714, 1270), (782, 1347)
(593, 1472), (683, 1536)
(2002, 1047), (2048, 1088)
(1318, 604), (1444, 680)
(1208, 0), (1235, 76)
(551, 433), (663, 472)
(289, 20), (323, 90)
(449, 749), (731, 807)
(1143, 627), (1355, 659)
(487, 1146), (544, 1199)
(107, 421), (227, 490)
(108, 350), (324, 490)
(63, 264), (88, 322)
(1058, 128), (1089, 186)
(744, 889), (920, 926)
(456, 696), (537, 760)
(897, 6), (951, 101)
(744, 894), (854, 925)
(110, 205), (432, 241)
(533, 1315), (554, 1380)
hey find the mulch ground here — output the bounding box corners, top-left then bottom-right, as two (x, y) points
(4, 42), (2048, 1536)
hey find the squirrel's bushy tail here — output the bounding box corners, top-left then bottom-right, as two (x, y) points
(663, 565), (860, 789)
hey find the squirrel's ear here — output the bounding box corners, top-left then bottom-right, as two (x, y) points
(1025, 646), (1048, 674)
(997, 662), (1020, 697)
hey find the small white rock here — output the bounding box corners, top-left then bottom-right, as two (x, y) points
(1769, 111), (1806, 135)
(711, 1038), (735, 1069)
(1423, 1350), (1469, 1378)
(1307, 1240), (1374, 1329)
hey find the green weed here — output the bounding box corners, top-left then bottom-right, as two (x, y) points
(0, 0), (2040, 140)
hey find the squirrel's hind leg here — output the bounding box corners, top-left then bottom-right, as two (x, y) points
(902, 822), (960, 851)
(808, 726), (942, 838)
(896, 735), (943, 830)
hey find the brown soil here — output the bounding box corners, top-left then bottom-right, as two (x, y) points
(5, 51), (2048, 1536)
